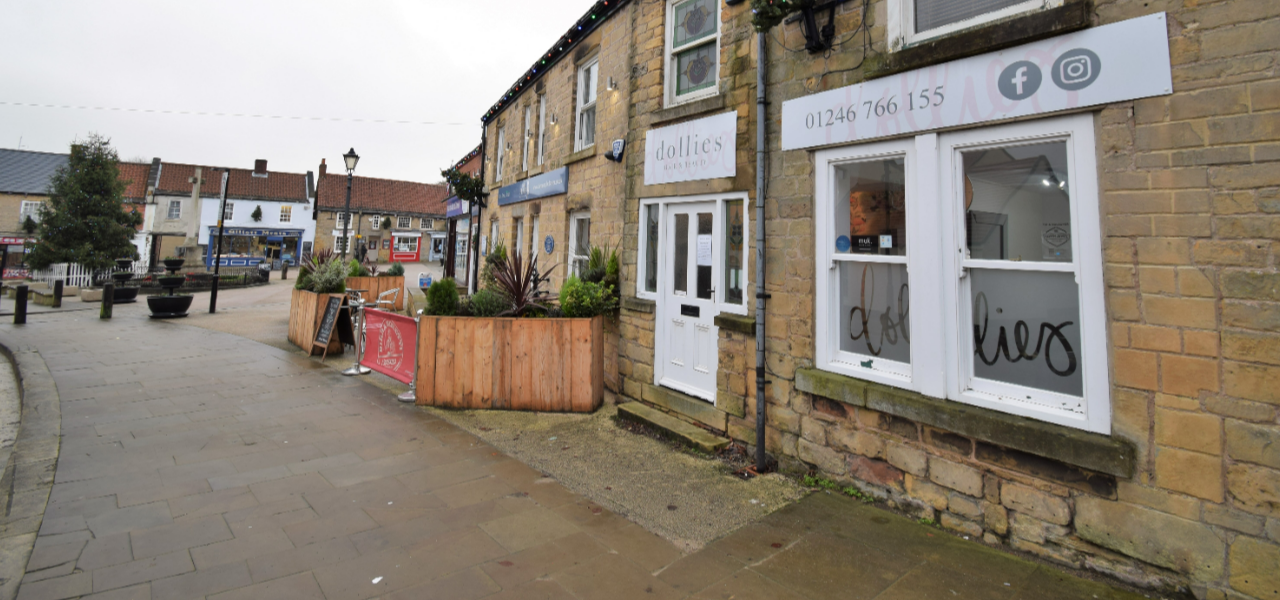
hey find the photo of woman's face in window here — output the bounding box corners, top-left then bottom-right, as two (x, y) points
(849, 188), (889, 236)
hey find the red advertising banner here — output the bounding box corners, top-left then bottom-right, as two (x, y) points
(360, 309), (417, 384)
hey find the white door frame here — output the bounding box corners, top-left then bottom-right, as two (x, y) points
(647, 191), (750, 405)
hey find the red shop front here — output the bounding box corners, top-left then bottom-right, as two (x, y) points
(389, 232), (421, 262)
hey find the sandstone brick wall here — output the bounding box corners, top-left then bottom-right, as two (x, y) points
(0, 193), (44, 238)
(705, 1), (1280, 598)
(482, 3), (634, 294)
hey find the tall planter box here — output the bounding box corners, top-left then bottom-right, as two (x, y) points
(288, 288), (345, 356)
(415, 315), (604, 412)
(345, 276), (407, 311)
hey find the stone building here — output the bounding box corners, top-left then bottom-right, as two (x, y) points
(478, 0), (633, 292)
(551, 0), (1280, 597)
(312, 161), (448, 263)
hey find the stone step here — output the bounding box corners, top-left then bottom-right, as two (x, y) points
(617, 402), (731, 453)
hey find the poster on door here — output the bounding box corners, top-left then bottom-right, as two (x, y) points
(360, 309), (417, 384)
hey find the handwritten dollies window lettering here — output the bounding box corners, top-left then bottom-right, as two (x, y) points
(814, 113), (1110, 433)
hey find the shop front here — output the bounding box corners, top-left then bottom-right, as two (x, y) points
(390, 231), (421, 262)
(1, 236), (31, 279)
(205, 226), (305, 268)
(444, 195), (471, 287)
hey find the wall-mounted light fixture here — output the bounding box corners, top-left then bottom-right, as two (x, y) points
(607, 76), (617, 91)
(505, 142), (512, 151)
(550, 114), (559, 125)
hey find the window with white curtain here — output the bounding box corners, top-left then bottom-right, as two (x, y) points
(814, 113), (1108, 433)
(19, 201), (41, 225)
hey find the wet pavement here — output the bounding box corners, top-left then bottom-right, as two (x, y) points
(0, 281), (1148, 600)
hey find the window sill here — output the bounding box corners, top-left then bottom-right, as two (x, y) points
(564, 146), (597, 166)
(713, 312), (754, 335)
(622, 296), (655, 314)
(878, 0), (1088, 80)
(651, 95), (726, 127)
(794, 368), (1135, 478)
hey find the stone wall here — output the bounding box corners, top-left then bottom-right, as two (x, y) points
(722, 0), (1280, 598)
(0, 193), (44, 238)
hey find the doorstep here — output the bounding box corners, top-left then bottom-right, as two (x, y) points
(618, 402), (731, 453)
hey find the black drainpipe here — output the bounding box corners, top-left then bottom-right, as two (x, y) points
(754, 30), (769, 473)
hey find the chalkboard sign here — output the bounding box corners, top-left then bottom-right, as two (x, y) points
(314, 296), (343, 349)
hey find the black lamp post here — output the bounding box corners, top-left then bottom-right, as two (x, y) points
(341, 148), (359, 260)
(209, 169), (230, 314)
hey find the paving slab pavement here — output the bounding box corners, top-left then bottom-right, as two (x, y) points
(0, 288), (1152, 600)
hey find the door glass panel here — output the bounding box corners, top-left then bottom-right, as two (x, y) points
(970, 269), (1082, 396)
(673, 213), (688, 295)
(834, 157), (906, 256)
(724, 200), (744, 304)
(963, 141), (1072, 263)
(838, 262), (910, 364)
(645, 205), (659, 293)
(696, 212), (713, 300)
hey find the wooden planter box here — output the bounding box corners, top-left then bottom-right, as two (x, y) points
(287, 288), (345, 356)
(415, 315), (604, 412)
(345, 276), (407, 311)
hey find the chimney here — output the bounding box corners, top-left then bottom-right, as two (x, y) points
(319, 158), (327, 179)
(254, 159), (268, 175)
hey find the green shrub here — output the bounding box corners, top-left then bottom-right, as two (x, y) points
(481, 239), (507, 293)
(385, 262), (405, 277)
(347, 259), (371, 278)
(426, 278), (459, 316)
(308, 259), (347, 294)
(559, 276), (618, 318)
(294, 265), (313, 290)
(465, 288), (513, 317)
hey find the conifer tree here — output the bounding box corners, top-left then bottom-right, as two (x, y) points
(25, 134), (143, 270)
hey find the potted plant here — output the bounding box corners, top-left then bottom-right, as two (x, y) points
(162, 256), (185, 270)
(347, 258), (407, 311)
(414, 250), (609, 413)
(287, 249), (348, 355)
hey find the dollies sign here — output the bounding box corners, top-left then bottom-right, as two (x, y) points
(644, 111), (737, 185)
(781, 13), (1173, 151)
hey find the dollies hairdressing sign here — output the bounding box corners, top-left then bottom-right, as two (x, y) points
(644, 111), (737, 185)
(781, 13), (1173, 151)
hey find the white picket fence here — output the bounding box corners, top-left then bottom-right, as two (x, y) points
(28, 261), (150, 288)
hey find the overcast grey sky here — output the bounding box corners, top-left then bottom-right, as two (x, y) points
(0, 0), (594, 182)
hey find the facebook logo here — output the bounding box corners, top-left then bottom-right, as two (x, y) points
(998, 60), (1042, 101)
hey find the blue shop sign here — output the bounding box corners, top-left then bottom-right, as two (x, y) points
(497, 167), (568, 206)
(209, 226), (304, 238)
(445, 196), (469, 218)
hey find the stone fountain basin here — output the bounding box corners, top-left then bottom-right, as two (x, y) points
(158, 276), (186, 288)
(147, 294), (193, 318)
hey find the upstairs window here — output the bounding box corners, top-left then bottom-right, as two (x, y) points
(397, 215), (411, 229)
(222, 202), (234, 221)
(496, 128), (506, 180)
(576, 60), (599, 152)
(537, 95), (548, 166)
(890, 0), (1062, 48)
(665, 0), (719, 106)
(371, 215), (382, 231)
(421, 217), (433, 230)
(167, 200), (181, 220)
(523, 105), (534, 172)
(19, 201), (41, 225)
(280, 206), (292, 222)
(335, 212), (350, 228)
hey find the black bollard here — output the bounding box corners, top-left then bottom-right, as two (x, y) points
(209, 277), (219, 314)
(282, 263), (289, 280)
(101, 283), (113, 319)
(53, 280), (63, 308)
(14, 285), (27, 325)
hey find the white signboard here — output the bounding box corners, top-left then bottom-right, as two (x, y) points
(781, 13), (1172, 151)
(644, 111), (737, 185)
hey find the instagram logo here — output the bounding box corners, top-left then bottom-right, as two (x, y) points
(1052, 49), (1101, 91)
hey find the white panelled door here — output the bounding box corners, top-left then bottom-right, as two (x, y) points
(658, 201), (718, 400)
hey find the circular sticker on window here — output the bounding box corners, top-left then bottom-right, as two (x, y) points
(543, 235), (554, 254)
(835, 235), (852, 252)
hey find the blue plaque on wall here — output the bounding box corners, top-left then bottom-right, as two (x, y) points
(544, 235), (554, 254)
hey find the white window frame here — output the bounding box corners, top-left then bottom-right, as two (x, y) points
(514, 217), (525, 262)
(523, 105), (534, 172)
(575, 59), (599, 152)
(19, 201), (41, 224)
(887, 0), (1062, 50)
(335, 235), (350, 254)
(814, 113), (1108, 433)
(280, 205), (292, 223)
(335, 212), (350, 228)
(421, 217), (433, 230)
(490, 221), (500, 253)
(567, 210), (591, 277)
(496, 128), (506, 181)
(664, 0), (720, 107)
(537, 95), (548, 166)
(397, 215), (411, 229)
(222, 201), (234, 222)
(530, 215), (540, 262)
(167, 200), (181, 220)
(636, 192), (750, 316)
(371, 215), (382, 231)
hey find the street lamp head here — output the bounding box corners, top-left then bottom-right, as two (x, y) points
(343, 148), (360, 173)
